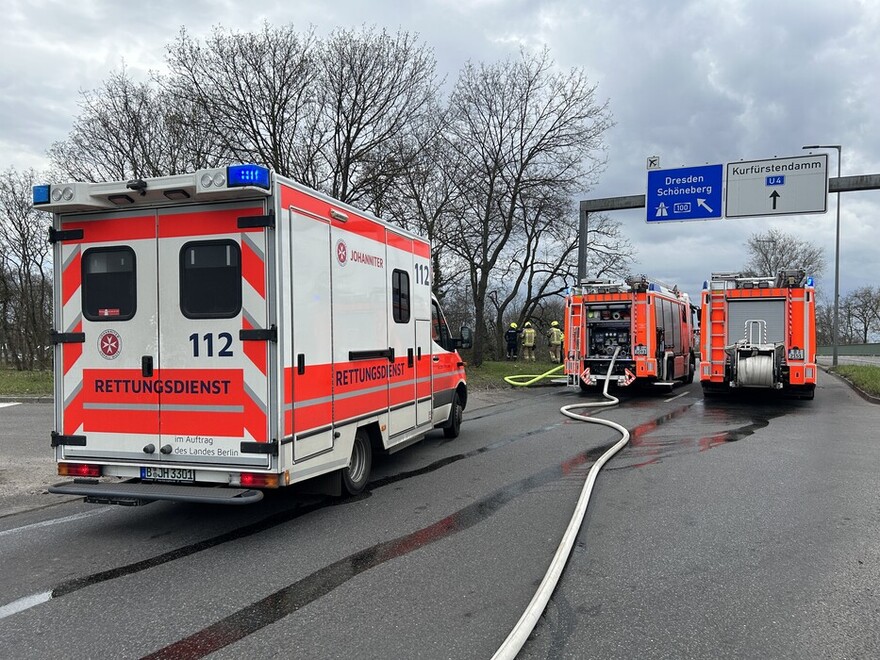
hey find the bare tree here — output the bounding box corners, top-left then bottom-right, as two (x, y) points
(49, 67), (225, 180)
(441, 48), (615, 364)
(162, 24), (319, 179)
(743, 228), (826, 279)
(314, 26), (441, 207)
(842, 286), (880, 344)
(0, 168), (52, 370)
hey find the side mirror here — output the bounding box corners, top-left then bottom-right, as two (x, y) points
(458, 325), (473, 349)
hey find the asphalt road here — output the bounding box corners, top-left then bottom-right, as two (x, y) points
(0, 373), (877, 659)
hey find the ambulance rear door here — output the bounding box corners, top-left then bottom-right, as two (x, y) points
(155, 200), (274, 470)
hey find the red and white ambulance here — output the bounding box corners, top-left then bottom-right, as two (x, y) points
(34, 165), (471, 505)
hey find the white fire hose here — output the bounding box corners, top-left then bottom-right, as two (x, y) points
(492, 347), (629, 659)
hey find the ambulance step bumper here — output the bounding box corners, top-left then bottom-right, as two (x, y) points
(49, 480), (264, 506)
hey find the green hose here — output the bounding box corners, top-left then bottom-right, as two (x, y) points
(503, 364), (565, 387)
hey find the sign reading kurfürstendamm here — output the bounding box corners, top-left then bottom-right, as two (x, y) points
(725, 154), (828, 218)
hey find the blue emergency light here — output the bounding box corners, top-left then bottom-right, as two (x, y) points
(806, 276), (814, 287)
(33, 185), (51, 205)
(227, 165), (270, 190)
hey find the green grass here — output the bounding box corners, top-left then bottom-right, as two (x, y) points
(0, 368), (53, 396)
(831, 365), (880, 397)
(461, 357), (565, 390)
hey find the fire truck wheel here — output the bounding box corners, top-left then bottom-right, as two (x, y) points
(685, 355), (695, 384)
(342, 429), (373, 495)
(443, 393), (463, 439)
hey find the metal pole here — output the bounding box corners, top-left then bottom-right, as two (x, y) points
(577, 209), (588, 284)
(803, 144), (842, 367)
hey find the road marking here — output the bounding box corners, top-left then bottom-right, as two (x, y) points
(664, 392), (689, 403)
(0, 402), (21, 409)
(0, 508), (109, 539)
(0, 591), (52, 620)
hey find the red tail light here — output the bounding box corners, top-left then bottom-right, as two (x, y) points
(58, 463), (102, 477)
(239, 473), (279, 488)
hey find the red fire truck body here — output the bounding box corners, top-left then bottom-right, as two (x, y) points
(564, 276), (697, 390)
(699, 270), (817, 398)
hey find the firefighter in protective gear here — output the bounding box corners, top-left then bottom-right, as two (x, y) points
(504, 322), (520, 360)
(548, 320), (564, 363)
(521, 322), (537, 361)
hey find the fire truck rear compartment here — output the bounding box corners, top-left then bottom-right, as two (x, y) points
(585, 305), (632, 375)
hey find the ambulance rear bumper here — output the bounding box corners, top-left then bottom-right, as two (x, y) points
(49, 479), (264, 506)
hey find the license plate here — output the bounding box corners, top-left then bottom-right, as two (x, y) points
(141, 467), (195, 483)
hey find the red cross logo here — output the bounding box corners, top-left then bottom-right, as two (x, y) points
(336, 240), (348, 266)
(98, 330), (121, 359)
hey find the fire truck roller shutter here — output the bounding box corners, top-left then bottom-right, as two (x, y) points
(726, 300), (785, 345)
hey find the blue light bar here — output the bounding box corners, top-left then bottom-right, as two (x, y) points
(33, 185), (51, 205)
(806, 276), (814, 287)
(227, 165), (270, 190)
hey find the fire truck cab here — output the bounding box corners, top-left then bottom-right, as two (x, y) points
(34, 165), (471, 505)
(699, 269), (817, 399)
(564, 275), (698, 390)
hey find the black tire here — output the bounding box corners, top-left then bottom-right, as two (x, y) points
(342, 429), (372, 495)
(443, 392), (463, 439)
(685, 355), (695, 384)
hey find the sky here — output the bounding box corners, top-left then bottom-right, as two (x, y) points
(3, 0), (879, 302)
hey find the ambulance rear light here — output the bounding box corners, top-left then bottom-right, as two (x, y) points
(237, 472), (280, 488)
(58, 463), (102, 478)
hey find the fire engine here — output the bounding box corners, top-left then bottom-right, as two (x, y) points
(699, 269), (816, 399)
(564, 275), (698, 390)
(34, 165), (471, 505)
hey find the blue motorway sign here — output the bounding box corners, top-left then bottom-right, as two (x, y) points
(646, 164), (723, 222)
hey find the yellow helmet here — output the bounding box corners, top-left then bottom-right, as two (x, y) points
(551, 320), (559, 327)
(510, 322), (518, 329)
(524, 322), (532, 327)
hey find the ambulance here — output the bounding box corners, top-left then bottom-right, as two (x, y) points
(699, 269), (816, 398)
(34, 165), (471, 505)
(564, 275), (698, 390)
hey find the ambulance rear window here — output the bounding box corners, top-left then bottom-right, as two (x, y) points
(82, 247), (136, 321)
(180, 241), (242, 318)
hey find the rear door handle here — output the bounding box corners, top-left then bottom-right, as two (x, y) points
(142, 355), (154, 377)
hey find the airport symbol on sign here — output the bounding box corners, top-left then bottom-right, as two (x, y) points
(646, 164), (723, 223)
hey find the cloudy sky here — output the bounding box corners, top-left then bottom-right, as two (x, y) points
(3, 0), (879, 301)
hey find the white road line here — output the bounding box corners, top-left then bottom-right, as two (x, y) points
(0, 591), (52, 620)
(664, 392), (689, 403)
(0, 402), (21, 408)
(0, 508), (109, 539)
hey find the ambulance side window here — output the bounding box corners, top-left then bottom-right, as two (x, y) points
(180, 241), (242, 318)
(82, 247), (136, 321)
(392, 269), (410, 323)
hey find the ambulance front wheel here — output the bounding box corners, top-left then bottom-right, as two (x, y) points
(443, 393), (463, 439)
(342, 429), (372, 495)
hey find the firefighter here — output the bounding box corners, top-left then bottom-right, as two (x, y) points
(504, 322), (520, 360)
(548, 321), (564, 363)
(521, 322), (537, 361)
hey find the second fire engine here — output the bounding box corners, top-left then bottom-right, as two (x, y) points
(564, 275), (698, 390)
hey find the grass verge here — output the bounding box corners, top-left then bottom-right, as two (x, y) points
(0, 369), (53, 396)
(830, 365), (880, 398)
(461, 358), (564, 390)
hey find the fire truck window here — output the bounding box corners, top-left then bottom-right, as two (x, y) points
(180, 241), (241, 318)
(82, 247), (136, 321)
(392, 269), (410, 323)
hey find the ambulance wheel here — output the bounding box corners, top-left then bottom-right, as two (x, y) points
(443, 393), (463, 439)
(342, 429), (372, 495)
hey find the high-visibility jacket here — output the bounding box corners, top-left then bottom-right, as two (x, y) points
(522, 327), (536, 346)
(549, 327), (564, 345)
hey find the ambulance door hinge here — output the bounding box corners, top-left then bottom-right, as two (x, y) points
(51, 431), (86, 447)
(240, 440), (278, 456)
(51, 330), (86, 344)
(237, 211), (275, 229)
(48, 227), (84, 244)
(240, 325), (277, 342)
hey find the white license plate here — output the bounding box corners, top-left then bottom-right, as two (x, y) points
(140, 467), (195, 483)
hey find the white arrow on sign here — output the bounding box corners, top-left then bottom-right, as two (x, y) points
(697, 198), (714, 213)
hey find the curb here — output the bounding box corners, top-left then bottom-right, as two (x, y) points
(820, 367), (880, 405)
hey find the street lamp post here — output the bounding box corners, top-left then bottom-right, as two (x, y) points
(803, 144), (842, 367)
